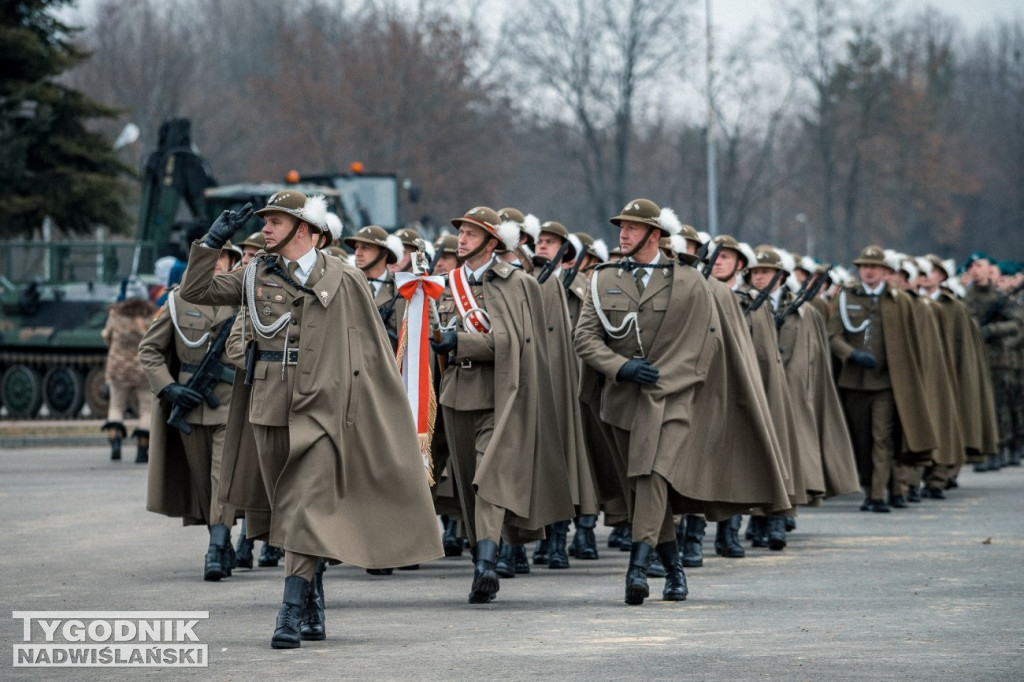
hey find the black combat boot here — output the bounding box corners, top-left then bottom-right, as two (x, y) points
(624, 542), (653, 606)
(572, 515), (599, 560)
(547, 521), (571, 569)
(469, 539), (500, 604)
(607, 526), (627, 548)
(533, 535), (550, 565)
(300, 558), (326, 641)
(647, 547), (667, 578)
(512, 545), (530, 574)
(259, 544), (283, 567)
(101, 421), (126, 461)
(749, 516), (769, 548)
(221, 529), (236, 577)
(235, 521), (254, 569)
(656, 541), (688, 602)
(767, 516), (787, 551)
(204, 524), (230, 581)
(133, 428), (149, 464)
(618, 526), (633, 552)
(441, 516), (463, 557)
(1010, 445), (1022, 467)
(714, 516), (745, 558)
(271, 576), (308, 649)
(495, 542), (516, 579)
(785, 517), (796, 532)
(680, 515), (706, 568)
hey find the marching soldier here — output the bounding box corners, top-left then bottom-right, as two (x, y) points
(917, 255), (1001, 491)
(710, 237), (800, 551)
(827, 246), (938, 513)
(178, 190), (442, 648)
(575, 199), (790, 605)
(525, 219), (598, 570)
(750, 246), (859, 515)
(344, 225), (405, 350)
(139, 241), (243, 581)
(390, 227), (423, 273)
(430, 206), (574, 604)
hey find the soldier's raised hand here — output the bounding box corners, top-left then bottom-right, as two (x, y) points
(616, 358), (659, 386)
(204, 202), (254, 249)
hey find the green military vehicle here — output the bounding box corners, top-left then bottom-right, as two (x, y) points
(0, 117), (407, 419)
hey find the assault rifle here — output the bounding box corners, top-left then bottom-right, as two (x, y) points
(537, 240), (571, 284)
(978, 279), (1024, 326)
(167, 314), (237, 435)
(378, 292), (402, 344)
(775, 266), (832, 330)
(744, 269), (785, 316)
(701, 243), (722, 280)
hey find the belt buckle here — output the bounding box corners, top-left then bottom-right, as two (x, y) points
(285, 350), (299, 366)
(458, 359), (473, 369)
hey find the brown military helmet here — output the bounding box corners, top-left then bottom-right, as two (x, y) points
(395, 227), (423, 250)
(434, 233), (458, 255)
(344, 225), (399, 264)
(539, 220), (577, 260)
(451, 206), (501, 240)
(853, 245), (888, 267)
(609, 198), (665, 234)
(751, 244), (785, 271)
(238, 231), (266, 250)
(254, 190), (328, 234)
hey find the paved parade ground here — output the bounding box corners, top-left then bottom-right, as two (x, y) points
(1, 441), (1022, 680)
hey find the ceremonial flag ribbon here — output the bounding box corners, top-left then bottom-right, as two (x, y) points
(395, 271), (445, 484)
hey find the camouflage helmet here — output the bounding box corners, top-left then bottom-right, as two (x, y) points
(254, 190), (328, 234)
(853, 245), (889, 267)
(609, 198), (664, 233)
(451, 206), (501, 240)
(343, 225), (399, 264)
(238, 231), (266, 250)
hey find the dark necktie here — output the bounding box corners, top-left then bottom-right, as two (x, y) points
(634, 268), (646, 296)
(287, 261), (300, 280)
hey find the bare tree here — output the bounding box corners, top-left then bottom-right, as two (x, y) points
(503, 0), (690, 227)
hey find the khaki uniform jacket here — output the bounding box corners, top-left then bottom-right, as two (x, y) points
(913, 294), (966, 467)
(777, 292), (859, 499)
(177, 243), (443, 569)
(535, 273), (599, 516)
(829, 283), (939, 457)
(575, 262), (791, 521)
(437, 260), (575, 538)
(369, 271), (406, 351)
(139, 291), (237, 526)
(933, 290), (999, 457)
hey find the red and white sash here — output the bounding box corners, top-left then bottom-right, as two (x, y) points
(448, 265), (492, 334)
(395, 271), (446, 484)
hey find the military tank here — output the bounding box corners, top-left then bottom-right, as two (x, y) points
(1, 117), (409, 418)
(0, 118), (215, 419)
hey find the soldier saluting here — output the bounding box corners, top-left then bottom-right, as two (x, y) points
(177, 190), (442, 649)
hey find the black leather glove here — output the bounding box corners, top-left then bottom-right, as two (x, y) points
(204, 202), (254, 249)
(616, 358), (660, 385)
(979, 325), (993, 341)
(429, 330), (458, 355)
(848, 349), (879, 369)
(161, 383), (203, 410)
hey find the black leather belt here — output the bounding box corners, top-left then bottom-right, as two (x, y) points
(180, 363), (201, 374)
(457, 359), (493, 369)
(257, 350), (300, 364)
(179, 363), (236, 383)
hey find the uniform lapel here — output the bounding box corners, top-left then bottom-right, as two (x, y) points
(640, 268), (671, 304)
